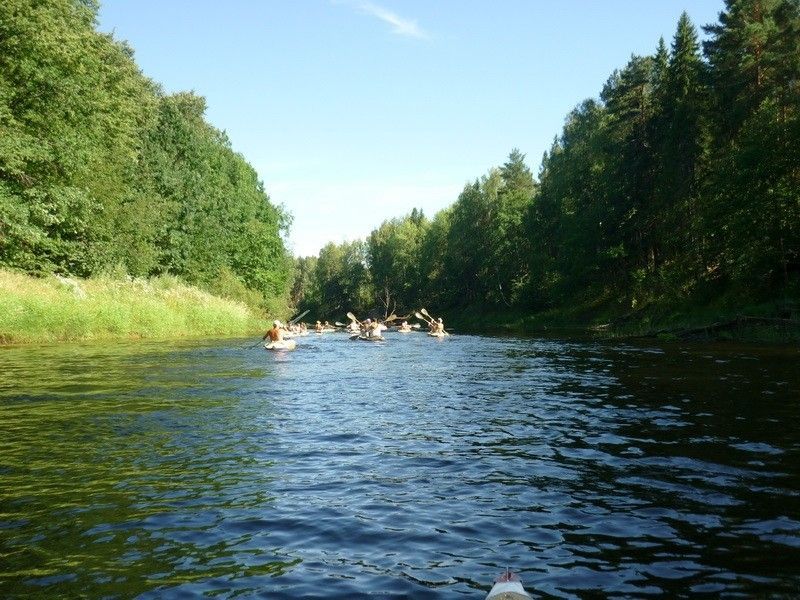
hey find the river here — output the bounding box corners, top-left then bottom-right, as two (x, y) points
(1, 332), (799, 598)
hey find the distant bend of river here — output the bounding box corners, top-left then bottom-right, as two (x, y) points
(1, 333), (799, 598)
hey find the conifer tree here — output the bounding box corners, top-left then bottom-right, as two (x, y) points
(703, 0), (800, 294)
(655, 13), (710, 290)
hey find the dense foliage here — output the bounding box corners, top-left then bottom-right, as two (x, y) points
(296, 2), (799, 326)
(0, 0), (292, 311)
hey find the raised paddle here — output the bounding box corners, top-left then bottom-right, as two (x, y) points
(346, 312), (363, 338)
(415, 311), (433, 325)
(420, 308), (449, 335)
(288, 309), (309, 325)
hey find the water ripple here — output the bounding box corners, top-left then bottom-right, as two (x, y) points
(1, 335), (799, 597)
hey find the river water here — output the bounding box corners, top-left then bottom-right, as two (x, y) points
(1, 332), (799, 598)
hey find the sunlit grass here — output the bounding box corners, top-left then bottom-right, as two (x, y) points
(0, 270), (265, 344)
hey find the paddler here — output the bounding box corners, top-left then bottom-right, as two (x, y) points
(433, 317), (445, 334)
(362, 318), (372, 336)
(315, 320), (323, 332)
(323, 320), (331, 330)
(370, 319), (383, 337)
(263, 320), (284, 343)
(399, 320), (411, 332)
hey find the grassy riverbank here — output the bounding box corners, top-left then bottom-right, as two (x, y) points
(0, 270), (267, 344)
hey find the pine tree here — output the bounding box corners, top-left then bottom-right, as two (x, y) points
(703, 0), (788, 140)
(653, 13), (711, 293)
(703, 0), (800, 295)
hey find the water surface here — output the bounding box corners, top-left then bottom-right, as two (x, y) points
(1, 333), (799, 598)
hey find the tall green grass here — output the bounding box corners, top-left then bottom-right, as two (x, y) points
(0, 270), (267, 344)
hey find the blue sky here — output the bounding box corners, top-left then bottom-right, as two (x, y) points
(98, 1), (725, 257)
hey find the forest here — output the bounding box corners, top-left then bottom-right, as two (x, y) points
(295, 1), (800, 334)
(2, 1), (797, 338)
(0, 0), (293, 315)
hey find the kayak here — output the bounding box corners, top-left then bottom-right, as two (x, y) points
(264, 339), (297, 351)
(396, 328), (413, 333)
(315, 328), (337, 334)
(486, 571), (531, 600)
(352, 334), (385, 342)
(427, 331), (449, 337)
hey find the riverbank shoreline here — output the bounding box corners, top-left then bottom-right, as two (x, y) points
(447, 301), (800, 344)
(0, 270), (269, 345)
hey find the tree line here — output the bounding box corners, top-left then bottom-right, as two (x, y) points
(0, 0), (292, 311)
(294, 1), (799, 325)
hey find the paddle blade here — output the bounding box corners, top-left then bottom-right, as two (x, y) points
(421, 308), (432, 318)
(289, 309), (310, 324)
(415, 311), (432, 324)
(347, 311), (358, 322)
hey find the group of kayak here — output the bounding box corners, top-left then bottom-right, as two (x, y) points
(263, 309), (450, 351)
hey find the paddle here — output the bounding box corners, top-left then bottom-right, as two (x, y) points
(288, 309), (309, 325)
(346, 312), (362, 339)
(415, 311), (433, 325)
(419, 308), (449, 335)
(346, 312), (394, 338)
